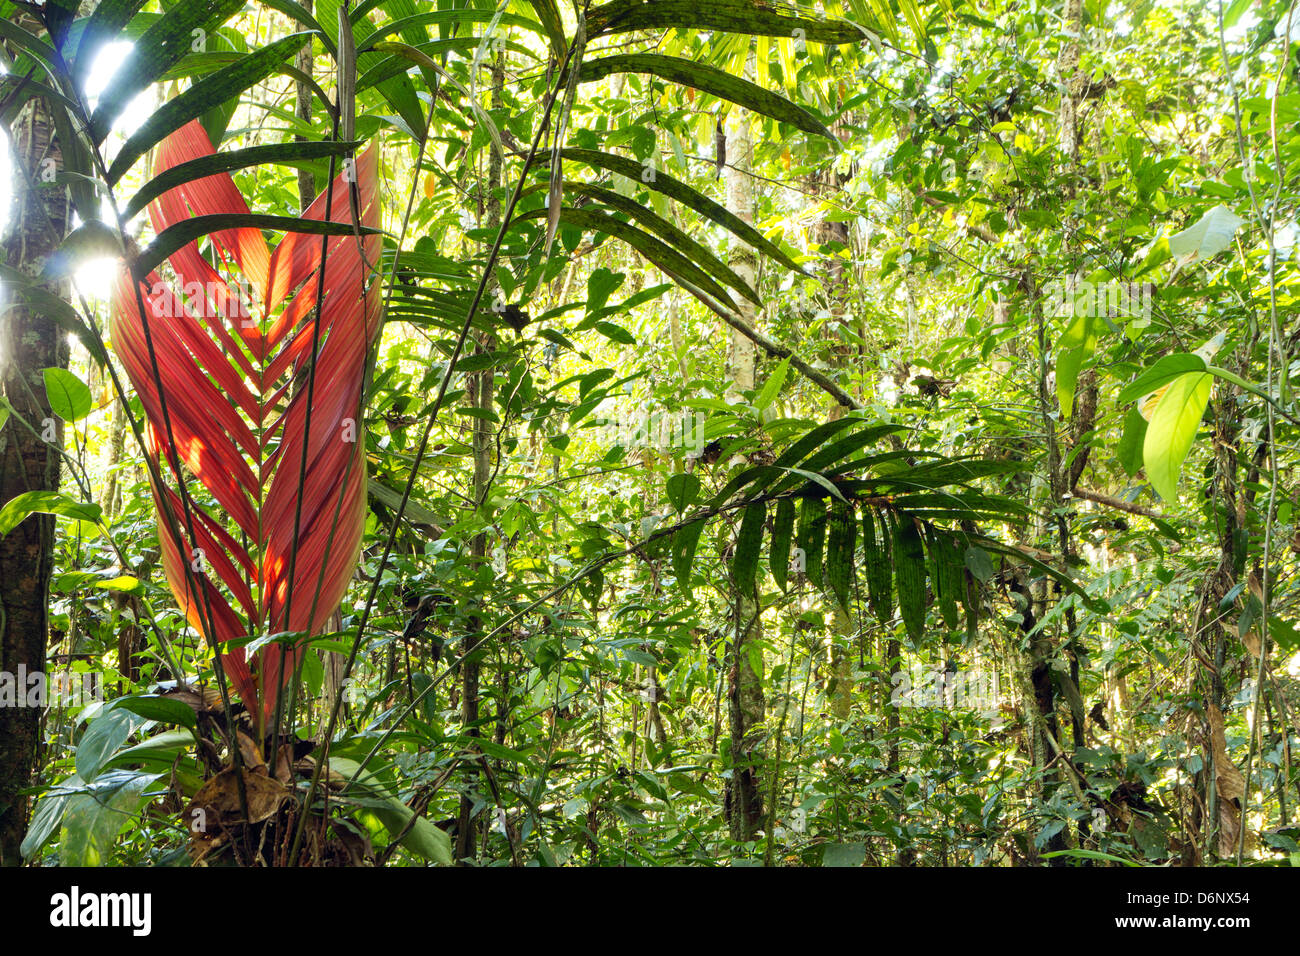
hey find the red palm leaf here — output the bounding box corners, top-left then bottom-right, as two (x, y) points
(110, 121), (381, 726)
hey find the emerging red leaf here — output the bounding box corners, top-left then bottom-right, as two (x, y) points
(110, 120), (382, 727)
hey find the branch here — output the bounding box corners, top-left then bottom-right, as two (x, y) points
(921, 194), (998, 243)
(1070, 487), (1171, 523)
(688, 284), (862, 410)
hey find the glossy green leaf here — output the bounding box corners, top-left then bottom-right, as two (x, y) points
(1143, 370), (1212, 503)
(666, 473), (700, 513)
(1167, 204), (1246, 264)
(0, 491), (102, 535)
(42, 368), (92, 422)
(58, 771), (162, 866)
(1117, 353), (1207, 405)
(731, 501), (766, 596)
(672, 518), (706, 597)
(769, 498), (796, 592)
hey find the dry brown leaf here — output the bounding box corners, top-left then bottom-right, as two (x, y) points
(1247, 571), (1264, 604)
(1207, 703), (1250, 857)
(189, 767), (290, 827)
(273, 744), (295, 785)
(1208, 704), (1244, 803)
(237, 730), (266, 771)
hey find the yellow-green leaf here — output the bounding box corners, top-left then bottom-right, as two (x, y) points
(1142, 370), (1212, 502)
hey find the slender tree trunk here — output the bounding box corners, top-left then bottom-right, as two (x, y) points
(812, 146), (855, 720)
(294, 0), (317, 212)
(455, 51), (504, 863)
(0, 97), (70, 865)
(101, 395), (126, 519)
(723, 101), (765, 842)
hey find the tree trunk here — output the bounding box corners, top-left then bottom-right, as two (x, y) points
(294, 0), (317, 212)
(812, 146), (855, 720)
(723, 101), (766, 842)
(101, 395), (126, 519)
(455, 50), (505, 863)
(0, 97), (70, 865)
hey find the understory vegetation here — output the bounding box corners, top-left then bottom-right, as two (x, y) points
(1, 0), (1298, 867)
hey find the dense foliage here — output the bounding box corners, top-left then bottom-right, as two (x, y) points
(1, 0), (1298, 867)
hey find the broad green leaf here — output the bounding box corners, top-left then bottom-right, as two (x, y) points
(21, 779), (74, 859)
(861, 507), (893, 624)
(823, 841), (866, 866)
(0, 491), (102, 536)
(754, 358), (791, 411)
(93, 575), (143, 594)
(963, 546), (994, 583)
(76, 706), (149, 782)
(1055, 311), (1095, 418)
(1117, 353), (1207, 405)
(769, 498), (796, 591)
(671, 518), (707, 597)
(330, 757), (452, 864)
(1167, 204), (1246, 264)
(1041, 848), (1141, 867)
(666, 473), (700, 512)
(731, 501), (766, 595)
(594, 321), (636, 345)
(797, 496), (827, 589)
(367, 477), (444, 528)
(58, 771), (163, 866)
(586, 268), (624, 315)
(42, 368), (92, 422)
(113, 695), (198, 729)
(1117, 406), (1148, 478)
(893, 515), (927, 644)
(104, 729), (199, 772)
(826, 500), (855, 611)
(1268, 617), (1300, 653)
(1143, 370), (1212, 502)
